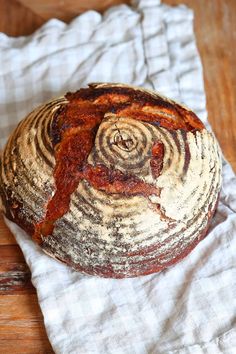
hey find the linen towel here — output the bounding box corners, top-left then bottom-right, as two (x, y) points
(1, 1), (236, 353)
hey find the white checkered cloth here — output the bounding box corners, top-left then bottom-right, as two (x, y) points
(1, 0), (236, 353)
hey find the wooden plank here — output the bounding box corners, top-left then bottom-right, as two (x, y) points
(0, 294), (54, 353)
(0, 265), (34, 294)
(0, 294), (42, 322)
(0, 340), (54, 353)
(0, 244), (25, 263)
(0, 0), (45, 37)
(19, 0), (131, 22)
(0, 244), (35, 294)
(0, 215), (17, 245)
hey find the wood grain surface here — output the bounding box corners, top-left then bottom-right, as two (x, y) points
(0, 0), (235, 353)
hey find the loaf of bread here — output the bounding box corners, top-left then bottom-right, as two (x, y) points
(0, 83), (222, 278)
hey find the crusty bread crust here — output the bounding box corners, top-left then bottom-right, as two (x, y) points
(0, 83), (222, 278)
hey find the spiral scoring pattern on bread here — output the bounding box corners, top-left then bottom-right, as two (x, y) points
(0, 83), (222, 278)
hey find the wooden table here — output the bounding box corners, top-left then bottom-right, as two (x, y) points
(0, 0), (235, 352)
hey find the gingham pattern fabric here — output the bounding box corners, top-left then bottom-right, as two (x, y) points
(2, 1), (236, 353)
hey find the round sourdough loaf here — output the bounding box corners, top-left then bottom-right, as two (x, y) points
(0, 83), (222, 278)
